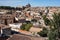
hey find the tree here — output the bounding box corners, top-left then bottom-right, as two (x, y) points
(43, 15), (50, 26)
(20, 23), (33, 31)
(0, 6), (15, 10)
(37, 27), (48, 37)
(25, 23), (33, 31)
(20, 24), (26, 30)
(42, 13), (60, 40)
(48, 13), (60, 40)
(31, 19), (37, 23)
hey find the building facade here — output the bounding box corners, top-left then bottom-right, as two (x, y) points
(0, 12), (16, 25)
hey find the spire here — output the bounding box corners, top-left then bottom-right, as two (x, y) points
(26, 3), (31, 7)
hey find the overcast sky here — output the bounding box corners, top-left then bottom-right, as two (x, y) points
(0, 0), (60, 7)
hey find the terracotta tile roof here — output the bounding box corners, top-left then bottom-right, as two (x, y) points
(0, 24), (11, 29)
(18, 30), (32, 35)
(7, 34), (47, 40)
(7, 34), (32, 40)
(18, 19), (26, 23)
(25, 13), (30, 17)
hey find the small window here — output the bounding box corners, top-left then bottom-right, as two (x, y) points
(10, 20), (13, 23)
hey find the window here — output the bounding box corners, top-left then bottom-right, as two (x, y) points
(10, 20), (13, 23)
(7, 20), (13, 24)
(0, 20), (4, 24)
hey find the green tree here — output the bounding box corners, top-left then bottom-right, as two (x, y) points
(20, 24), (26, 30)
(37, 27), (48, 37)
(43, 15), (50, 26)
(48, 13), (60, 40)
(21, 23), (33, 31)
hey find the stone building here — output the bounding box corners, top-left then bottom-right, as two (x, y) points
(0, 12), (16, 25)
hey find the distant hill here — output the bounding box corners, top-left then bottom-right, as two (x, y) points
(0, 6), (22, 10)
